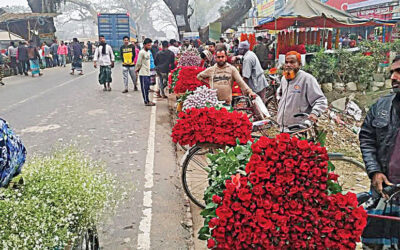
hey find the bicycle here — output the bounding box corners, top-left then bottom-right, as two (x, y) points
(181, 113), (366, 209)
(264, 73), (281, 117)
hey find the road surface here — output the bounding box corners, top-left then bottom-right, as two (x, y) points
(0, 63), (191, 250)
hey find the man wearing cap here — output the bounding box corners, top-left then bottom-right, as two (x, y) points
(238, 41), (269, 102)
(277, 51), (327, 131)
(359, 55), (400, 249)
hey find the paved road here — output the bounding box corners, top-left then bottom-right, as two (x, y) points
(0, 63), (191, 249)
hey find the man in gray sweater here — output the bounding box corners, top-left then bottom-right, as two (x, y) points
(277, 51), (327, 131)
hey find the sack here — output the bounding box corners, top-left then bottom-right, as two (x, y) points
(253, 95), (271, 119)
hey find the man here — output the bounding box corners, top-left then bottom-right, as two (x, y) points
(57, 41), (68, 67)
(136, 38), (155, 106)
(150, 40), (159, 59)
(120, 36), (137, 93)
(230, 39), (240, 56)
(87, 41), (93, 61)
(50, 40), (59, 67)
(253, 36), (269, 70)
(71, 38), (83, 75)
(181, 39), (192, 52)
(359, 55), (400, 250)
(277, 51), (327, 131)
(197, 47), (256, 105)
(155, 40), (175, 98)
(43, 42), (52, 68)
(17, 41), (29, 76)
(206, 41), (216, 55)
(94, 35), (115, 91)
(8, 42), (18, 75)
(168, 39), (179, 56)
(238, 41), (269, 102)
(27, 40), (42, 77)
(0, 52), (5, 85)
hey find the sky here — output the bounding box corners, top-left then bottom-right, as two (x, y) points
(0, 0), (28, 8)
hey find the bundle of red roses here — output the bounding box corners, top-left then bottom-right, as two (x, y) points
(174, 66), (207, 94)
(279, 44), (307, 55)
(171, 107), (252, 147)
(203, 134), (367, 249)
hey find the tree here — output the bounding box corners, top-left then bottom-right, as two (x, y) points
(162, 0), (191, 39)
(199, 0), (252, 41)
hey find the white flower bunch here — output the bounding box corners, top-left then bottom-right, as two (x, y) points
(0, 147), (122, 249)
(183, 86), (219, 110)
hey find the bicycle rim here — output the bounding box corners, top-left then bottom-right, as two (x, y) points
(181, 146), (210, 209)
(328, 156), (369, 193)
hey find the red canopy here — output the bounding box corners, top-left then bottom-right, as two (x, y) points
(255, 16), (391, 30)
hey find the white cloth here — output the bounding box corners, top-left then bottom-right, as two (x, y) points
(94, 44), (115, 66)
(8, 46), (17, 57)
(168, 46), (179, 56)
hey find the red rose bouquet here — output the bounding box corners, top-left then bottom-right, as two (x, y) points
(279, 44), (307, 55)
(171, 107), (252, 147)
(174, 66), (207, 94)
(200, 134), (367, 249)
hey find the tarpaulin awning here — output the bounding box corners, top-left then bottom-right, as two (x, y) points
(255, 0), (393, 30)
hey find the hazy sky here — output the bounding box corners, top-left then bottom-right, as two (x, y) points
(0, 0), (29, 8)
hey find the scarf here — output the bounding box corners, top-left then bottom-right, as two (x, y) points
(100, 42), (107, 55)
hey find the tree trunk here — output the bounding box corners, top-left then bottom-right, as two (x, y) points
(199, 0), (252, 41)
(162, 0), (191, 40)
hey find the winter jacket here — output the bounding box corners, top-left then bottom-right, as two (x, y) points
(57, 45), (68, 55)
(17, 45), (28, 61)
(277, 70), (327, 129)
(359, 93), (400, 179)
(120, 44), (136, 67)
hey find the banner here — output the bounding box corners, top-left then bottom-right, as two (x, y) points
(257, 0), (275, 18)
(209, 22), (222, 42)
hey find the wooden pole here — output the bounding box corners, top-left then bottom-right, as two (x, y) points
(335, 29), (340, 49)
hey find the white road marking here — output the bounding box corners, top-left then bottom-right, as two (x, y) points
(137, 100), (157, 250)
(1, 70), (96, 113)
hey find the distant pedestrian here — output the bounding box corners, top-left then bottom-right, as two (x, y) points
(57, 41), (68, 67)
(7, 42), (18, 75)
(253, 36), (269, 70)
(136, 38), (155, 106)
(71, 38), (83, 75)
(43, 42), (52, 68)
(17, 41), (29, 76)
(94, 35), (114, 91)
(155, 40), (175, 98)
(120, 36), (137, 93)
(27, 40), (42, 77)
(87, 41), (93, 61)
(168, 39), (179, 56)
(67, 42), (73, 63)
(0, 52), (5, 85)
(151, 40), (159, 59)
(50, 40), (59, 67)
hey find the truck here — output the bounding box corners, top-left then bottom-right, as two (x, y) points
(97, 13), (137, 59)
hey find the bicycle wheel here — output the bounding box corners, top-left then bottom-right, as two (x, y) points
(73, 227), (99, 250)
(181, 146), (212, 209)
(328, 154), (369, 194)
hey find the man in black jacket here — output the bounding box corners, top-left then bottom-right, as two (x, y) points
(17, 42), (29, 76)
(155, 41), (175, 98)
(359, 55), (400, 249)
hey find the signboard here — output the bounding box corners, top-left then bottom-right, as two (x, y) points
(209, 22), (222, 42)
(183, 32), (200, 40)
(351, 6), (393, 19)
(257, 0), (275, 18)
(323, 0), (396, 11)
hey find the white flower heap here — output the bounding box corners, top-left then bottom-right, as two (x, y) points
(183, 86), (219, 110)
(178, 50), (202, 67)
